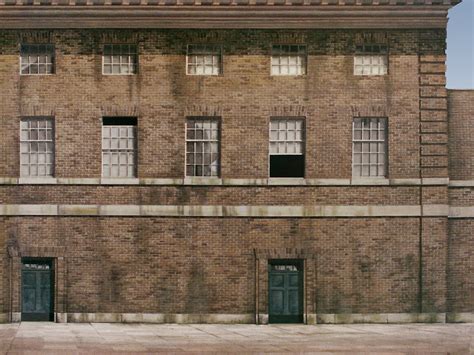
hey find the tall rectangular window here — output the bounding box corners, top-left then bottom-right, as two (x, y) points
(20, 44), (55, 75)
(102, 44), (138, 75)
(186, 118), (220, 177)
(269, 118), (305, 178)
(20, 117), (54, 177)
(353, 118), (387, 177)
(354, 44), (388, 76)
(186, 45), (222, 75)
(102, 117), (137, 178)
(271, 45), (306, 76)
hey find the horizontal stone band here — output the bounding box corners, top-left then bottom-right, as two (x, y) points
(0, 177), (451, 186)
(3, 312), (472, 324)
(0, 204), (451, 217)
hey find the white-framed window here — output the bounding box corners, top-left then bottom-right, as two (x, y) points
(354, 44), (388, 76)
(186, 118), (220, 177)
(102, 117), (137, 178)
(352, 117), (387, 177)
(186, 44), (222, 75)
(269, 118), (305, 177)
(20, 117), (54, 177)
(102, 44), (138, 75)
(20, 44), (55, 75)
(271, 45), (306, 76)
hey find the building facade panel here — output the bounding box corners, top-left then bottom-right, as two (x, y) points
(0, 185), (422, 205)
(1, 217), (422, 318)
(0, 0), (472, 324)
(0, 29), (433, 180)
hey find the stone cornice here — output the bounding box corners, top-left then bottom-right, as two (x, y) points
(0, 4), (459, 29)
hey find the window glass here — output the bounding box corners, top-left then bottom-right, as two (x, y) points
(186, 118), (220, 177)
(187, 45), (222, 76)
(20, 117), (54, 177)
(20, 44), (55, 75)
(353, 117), (387, 177)
(269, 118), (305, 177)
(102, 117), (137, 178)
(354, 44), (388, 76)
(271, 45), (306, 76)
(103, 44), (138, 75)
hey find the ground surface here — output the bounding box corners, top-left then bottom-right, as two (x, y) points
(0, 322), (472, 354)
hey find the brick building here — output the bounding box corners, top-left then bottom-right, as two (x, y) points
(0, 0), (472, 324)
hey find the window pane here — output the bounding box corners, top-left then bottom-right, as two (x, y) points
(269, 117), (305, 178)
(20, 44), (54, 75)
(352, 118), (387, 177)
(187, 45), (221, 76)
(186, 118), (220, 177)
(20, 117), (54, 177)
(102, 45), (137, 75)
(271, 45), (306, 76)
(354, 45), (388, 76)
(102, 118), (137, 177)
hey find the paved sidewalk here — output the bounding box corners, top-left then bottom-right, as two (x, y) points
(0, 322), (472, 354)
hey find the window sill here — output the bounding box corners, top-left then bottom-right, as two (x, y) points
(102, 73), (137, 76)
(18, 177), (57, 184)
(183, 177), (222, 185)
(20, 74), (55, 76)
(351, 177), (390, 186)
(100, 178), (140, 185)
(268, 178), (306, 186)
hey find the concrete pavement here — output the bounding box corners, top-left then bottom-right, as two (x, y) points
(0, 322), (472, 354)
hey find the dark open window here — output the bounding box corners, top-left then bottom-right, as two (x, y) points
(269, 118), (305, 178)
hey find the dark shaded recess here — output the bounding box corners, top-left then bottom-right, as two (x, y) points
(270, 155), (305, 178)
(103, 117), (137, 125)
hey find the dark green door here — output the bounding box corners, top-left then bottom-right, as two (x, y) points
(22, 259), (54, 321)
(268, 261), (303, 323)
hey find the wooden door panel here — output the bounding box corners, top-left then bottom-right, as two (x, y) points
(22, 260), (54, 321)
(268, 261), (303, 323)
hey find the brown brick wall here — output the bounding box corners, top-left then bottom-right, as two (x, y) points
(0, 185), (421, 206)
(1, 217), (420, 315)
(448, 90), (474, 180)
(1, 28), (471, 321)
(449, 188), (474, 206)
(0, 29), (438, 180)
(0, 219), (5, 314)
(448, 220), (474, 313)
(447, 90), (474, 316)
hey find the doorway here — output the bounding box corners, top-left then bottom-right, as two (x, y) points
(268, 260), (303, 323)
(21, 258), (54, 321)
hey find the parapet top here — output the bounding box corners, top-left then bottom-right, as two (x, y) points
(0, 0), (462, 6)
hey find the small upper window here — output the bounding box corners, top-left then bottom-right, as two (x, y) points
(20, 44), (55, 75)
(103, 44), (138, 75)
(352, 117), (387, 178)
(271, 45), (306, 76)
(269, 118), (305, 178)
(354, 44), (388, 76)
(187, 45), (222, 76)
(20, 117), (54, 177)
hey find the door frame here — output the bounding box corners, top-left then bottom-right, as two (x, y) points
(21, 257), (55, 322)
(268, 259), (304, 324)
(7, 246), (67, 323)
(254, 248), (317, 325)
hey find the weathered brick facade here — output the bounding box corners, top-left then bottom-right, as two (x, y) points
(0, 0), (472, 324)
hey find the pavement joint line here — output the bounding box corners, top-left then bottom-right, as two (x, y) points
(4, 323), (20, 355)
